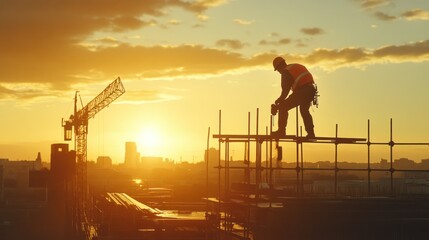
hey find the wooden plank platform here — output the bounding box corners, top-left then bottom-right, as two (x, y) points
(212, 134), (366, 143)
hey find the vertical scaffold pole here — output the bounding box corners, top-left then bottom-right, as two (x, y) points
(266, 126), (269, 183)
(269, 115), (273, 207)
(296, 107), (300, 195)
(205, 127), (210, 240)
(245, 112), (251, 240)
(367, 119), (371, 196)
(335, 124), (339, 196)
(247, 112), (251, 184)
(224, 136), (230, 234)
(366, 119), (371, 197)
(225, 139), (229, 199)
(217, 110), (221, 237)
(390, 118), (394, 196)
(256, 108), (260, 200)
(300, 126), (304, 195)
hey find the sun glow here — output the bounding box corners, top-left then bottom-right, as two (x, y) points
(137, 126), (163, 156)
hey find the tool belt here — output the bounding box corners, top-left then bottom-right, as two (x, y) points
(312, 84), (320, 108)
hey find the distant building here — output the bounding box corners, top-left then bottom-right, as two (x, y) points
(0, 153), (43, 189)
(394, 158), (416, 169)
(205, 147), (219, 169)
(97, 156), (113, 169)
(124, 142), (140, 168)
(141, 156), (173, 171)
(421, 159), (429, 169)
(0, 153), (47, 203)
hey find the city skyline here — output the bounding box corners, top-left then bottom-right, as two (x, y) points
(1, 0), (429, 163)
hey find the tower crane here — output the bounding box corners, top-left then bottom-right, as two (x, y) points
(62, 77), (125, 235)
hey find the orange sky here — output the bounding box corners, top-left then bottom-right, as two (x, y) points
(1, 0), (429, 164)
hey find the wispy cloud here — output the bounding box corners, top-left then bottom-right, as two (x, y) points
(259, 38), (292, 46)
(216, 39), (247, 49)
(301, 27), (325, 36)
(168, 19), (181, 25)
(0, 83), (65, 104)
(354, 0), (392, 10)
(293, 40), (429, 71)
(353, 0), (429, 22)
(401, 9), (429, 21)
(233, 18), (254, 25)
(374, 11), (397, 21)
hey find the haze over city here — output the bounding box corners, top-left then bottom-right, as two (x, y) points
(1, 0), (429, 163)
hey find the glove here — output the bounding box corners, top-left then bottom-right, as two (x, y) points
(271, 104), (278, 115)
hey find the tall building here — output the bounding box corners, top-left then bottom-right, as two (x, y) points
(124, 142), (140, 168)
(35, 151), (42, 169)
(205, 147), (220, 169)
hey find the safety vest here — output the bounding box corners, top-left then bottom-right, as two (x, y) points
(286, 64), (314, 91)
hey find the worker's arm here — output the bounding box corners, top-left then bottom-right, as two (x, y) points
(275, 70), (293, 104)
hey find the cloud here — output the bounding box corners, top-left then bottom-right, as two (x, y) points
(354, 1), (429, 22)
(374, 11), (397, 21)
(0, 83), (64, 104)
(401, 9), (429, 21)
(2, 39), (429, 101)
(301, 27), (325, 35)
(354, 0), (391, 10)
(197, 14), (209, 21)
(216, 39), (247, 49)
(293, 40), (429, 71)
(193, 0), (228, 8)
(110, 16), (149, 32)
(168, 19), (181, 25)
(233, 18), (254, 25)
(259, 38), (292, 46)
(0, 0), (226, 86)
(1, 1), (429, 102)
(0, 0), (223, 71)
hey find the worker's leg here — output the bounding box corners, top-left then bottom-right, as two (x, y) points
(275, 95), (299, 136)
(298, 85), (316, 137)
(300, 101), (314, 137)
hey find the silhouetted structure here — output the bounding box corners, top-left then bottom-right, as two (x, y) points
(96, 192), (206, 239)
(124, 141), (140, 168)
(96, 156), (112, 169)
(61, 77), (125, 237)
(206, 110), (429, 239)
(49, 143), (76, 239)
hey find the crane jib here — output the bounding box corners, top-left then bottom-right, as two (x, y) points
(75, 77), (126, 121)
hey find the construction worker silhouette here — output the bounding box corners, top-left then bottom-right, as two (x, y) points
(271, 56), (316, 138)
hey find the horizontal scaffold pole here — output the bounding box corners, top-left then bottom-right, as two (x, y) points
(213, 134), (367, 144)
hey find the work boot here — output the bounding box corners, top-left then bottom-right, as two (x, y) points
(306, 130), (315, 139)
(271, 129), (286, 138)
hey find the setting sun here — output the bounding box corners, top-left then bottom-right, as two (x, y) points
(137, 126), (163, 157)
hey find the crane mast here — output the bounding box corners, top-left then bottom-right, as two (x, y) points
(62, 77), (125, 236)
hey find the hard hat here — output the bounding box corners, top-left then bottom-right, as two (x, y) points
(272, 56), (286, 71)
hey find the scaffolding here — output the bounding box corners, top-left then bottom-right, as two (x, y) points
(206, 108), (429, 240)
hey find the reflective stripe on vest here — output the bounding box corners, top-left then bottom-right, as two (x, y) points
(286, 64), (313, 91)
